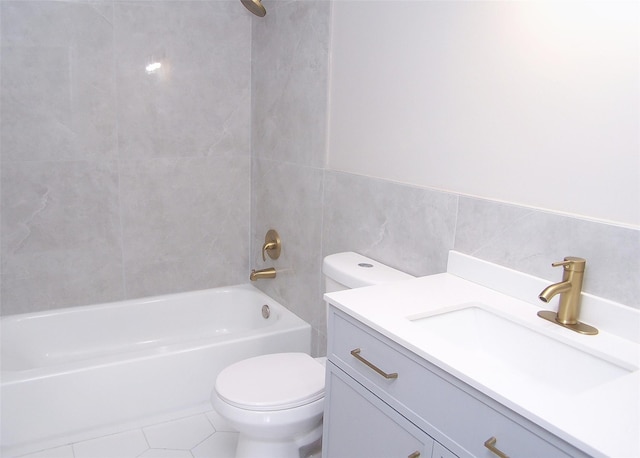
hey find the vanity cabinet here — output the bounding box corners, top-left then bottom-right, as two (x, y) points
(323, 307), (588, 458)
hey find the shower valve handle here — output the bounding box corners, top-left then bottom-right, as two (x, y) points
(261, 229), (281, 262)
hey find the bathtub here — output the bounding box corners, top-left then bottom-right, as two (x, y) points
(0, 284), (311, 456)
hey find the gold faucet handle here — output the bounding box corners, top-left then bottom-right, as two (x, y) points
(262, 241), (277, 261)
(261, 229), (281, 262)
(551, 257), (586, 271)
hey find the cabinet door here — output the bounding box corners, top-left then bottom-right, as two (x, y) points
(323, 363), (434, 458)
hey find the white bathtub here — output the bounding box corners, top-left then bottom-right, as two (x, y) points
(0, 284), (311, 456)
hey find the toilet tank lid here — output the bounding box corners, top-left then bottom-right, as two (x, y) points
(323, 252), (414, 289)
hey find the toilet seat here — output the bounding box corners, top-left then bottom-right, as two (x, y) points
(215, 353), (325, 411)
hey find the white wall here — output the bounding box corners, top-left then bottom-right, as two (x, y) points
(328, 1), (639, 227)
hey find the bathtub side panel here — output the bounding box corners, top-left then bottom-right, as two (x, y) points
(1, 325), (311, 456)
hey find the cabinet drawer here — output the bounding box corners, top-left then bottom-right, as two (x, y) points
(323, 362), (434, 458)
(328, 308), (579, 458)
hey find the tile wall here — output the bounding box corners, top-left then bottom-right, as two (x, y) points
(1, 1), (251, 314)
(250, 0), (330, 354)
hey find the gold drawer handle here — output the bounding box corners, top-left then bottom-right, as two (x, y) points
(408, 452), (420, 458)
(350, 348), (398, 379)
(484, 437), (509, 458)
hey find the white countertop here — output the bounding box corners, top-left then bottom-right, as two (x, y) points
(324, 252), (640, 458)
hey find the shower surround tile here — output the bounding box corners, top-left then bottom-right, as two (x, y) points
(0, 1), (116, 163)
(114, 1), (250, 159)
(252, 0), (330, 168)
(251, 158), (324, 333)
(1, 1), (252, 314)
(120, 154), (250, 299)
(0, 160), (124, 314)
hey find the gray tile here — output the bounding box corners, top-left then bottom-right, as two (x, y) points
(1, 1), (116, 162)
(1, 249), (124, 315)
(322, 171), (458, 277)
(1, 161), (120, 256)
(251, 158), (324, 328)
(252, 0), (330, 168)
(114, 1), (250, 159)
(455, 197), (640, 308)
(1, 160), (124, 313)
(1, 1), (113, 48)
(0, 0), (254, 316)
(120, 154), (250, 299)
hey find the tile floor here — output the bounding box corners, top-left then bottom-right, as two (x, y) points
(15, 410), (239, 458)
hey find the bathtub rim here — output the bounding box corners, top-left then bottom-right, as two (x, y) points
(1, 283), (310, 379)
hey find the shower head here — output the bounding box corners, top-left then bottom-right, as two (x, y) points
(241, 0), (266, 17)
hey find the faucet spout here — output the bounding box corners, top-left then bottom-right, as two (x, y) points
(538, 280), (572, 303)
(536, 256), (598, 335)
(250, 267), (276, 281)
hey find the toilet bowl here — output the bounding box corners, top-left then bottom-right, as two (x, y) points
(211, 352), (325, 458)
(212, 252), (414, 458)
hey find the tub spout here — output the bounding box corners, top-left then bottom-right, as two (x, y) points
(250, 267), (276, 281)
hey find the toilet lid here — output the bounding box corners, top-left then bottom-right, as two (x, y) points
(215, 353), (325, 411)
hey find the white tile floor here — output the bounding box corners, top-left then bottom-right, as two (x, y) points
(16, 410), (239, 458)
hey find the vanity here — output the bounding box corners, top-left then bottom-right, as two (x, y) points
(322, 252), (639, 458)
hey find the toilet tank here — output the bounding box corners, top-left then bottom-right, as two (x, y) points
(322, 252), (415, 293)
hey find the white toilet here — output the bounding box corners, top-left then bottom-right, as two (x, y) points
(211, 252), (414, 458)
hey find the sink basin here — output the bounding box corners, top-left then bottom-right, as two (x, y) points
(408, 305), (633, 394)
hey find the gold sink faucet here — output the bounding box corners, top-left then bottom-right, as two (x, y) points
(537, 257), (598, 335)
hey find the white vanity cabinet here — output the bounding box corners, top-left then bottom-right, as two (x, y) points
(322, 307), (589, 458)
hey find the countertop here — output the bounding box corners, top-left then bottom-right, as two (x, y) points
(324, 252), (640, 458)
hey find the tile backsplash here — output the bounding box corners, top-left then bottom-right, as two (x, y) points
(253, 165), (639, 355)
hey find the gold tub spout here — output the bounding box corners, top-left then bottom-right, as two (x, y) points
(250, 267), (276, 281)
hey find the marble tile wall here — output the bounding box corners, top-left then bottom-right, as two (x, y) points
(250, 0), (330, 355)
(1, 1), (251, 315)
(319, 173), (640, 354)
(454, 197), (640, 308)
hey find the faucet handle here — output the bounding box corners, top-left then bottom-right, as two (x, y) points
(261, 229), (281, 262)
(551, 257), (586, 271)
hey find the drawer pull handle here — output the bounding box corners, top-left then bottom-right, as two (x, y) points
(484, 437), (509, 458)
(350, 348), (398, 379)
(408, 452), (420, 458)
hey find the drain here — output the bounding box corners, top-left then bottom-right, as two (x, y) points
(261, 304), (271, 319)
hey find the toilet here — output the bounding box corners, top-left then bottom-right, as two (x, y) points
(211, 252), (414, 458)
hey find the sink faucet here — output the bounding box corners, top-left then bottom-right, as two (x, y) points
(537, 257), (598, 335)
(250, 267), (276, 281)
